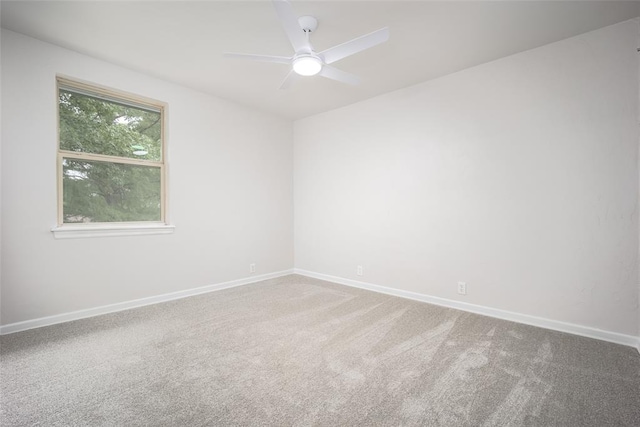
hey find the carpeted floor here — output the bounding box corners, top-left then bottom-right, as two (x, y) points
(1, 274), (639, 426)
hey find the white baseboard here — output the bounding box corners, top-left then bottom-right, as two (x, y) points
(294, 269), (640, 352)
(3, 268), (639, 354)
(0, 269), (294, 336)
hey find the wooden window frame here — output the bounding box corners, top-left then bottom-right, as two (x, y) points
(53, 76), (173, 239)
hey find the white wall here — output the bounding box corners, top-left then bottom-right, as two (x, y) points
(294, 20), (639, 337)
(0, 28), (3, 325)
(0, 30), (293, 326)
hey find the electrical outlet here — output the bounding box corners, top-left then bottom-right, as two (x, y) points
(249, 263), (256, 274)
(357, 265), (363, 276)
(457, 282), (467, 295)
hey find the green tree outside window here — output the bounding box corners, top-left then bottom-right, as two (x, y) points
(58, 80), (165, 224)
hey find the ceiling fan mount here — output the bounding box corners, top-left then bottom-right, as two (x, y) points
(224, 0), (389, 89)
(298, 15), (318, 34)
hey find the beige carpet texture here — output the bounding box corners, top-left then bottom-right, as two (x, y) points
(1, 274), (639, 426)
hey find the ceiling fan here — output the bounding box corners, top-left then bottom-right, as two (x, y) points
(224, 0), (389, 89)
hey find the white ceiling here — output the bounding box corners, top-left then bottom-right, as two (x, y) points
(2, 1), (639, 120)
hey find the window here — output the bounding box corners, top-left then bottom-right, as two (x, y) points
(54, 77), (172, 238)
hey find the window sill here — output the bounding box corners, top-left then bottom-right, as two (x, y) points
(51, 223), (175, 239)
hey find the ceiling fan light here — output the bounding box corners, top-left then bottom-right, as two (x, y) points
(293, 56), (322, 76)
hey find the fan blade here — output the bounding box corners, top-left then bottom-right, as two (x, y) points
(273, 0), (310, 53)
(319, 65), (361, 85)
(319, 27), (389, 65)
(224, 53), (291, 65)
(279, 70), (300, 90)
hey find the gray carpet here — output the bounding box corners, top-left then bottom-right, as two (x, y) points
(1, 274), (639, 426)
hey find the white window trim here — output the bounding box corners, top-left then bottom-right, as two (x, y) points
(51, 222), (175, 239)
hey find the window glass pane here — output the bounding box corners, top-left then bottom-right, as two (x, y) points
(63, 158), (161, 223)
(59, 89), (162, 161)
